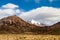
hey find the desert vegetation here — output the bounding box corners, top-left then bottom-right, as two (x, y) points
(0, 34), (60, 40)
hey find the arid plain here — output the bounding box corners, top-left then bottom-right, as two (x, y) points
(0, 34), (60, 40)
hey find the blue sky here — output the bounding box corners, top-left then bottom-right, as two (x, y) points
(0, 0), (60, 11)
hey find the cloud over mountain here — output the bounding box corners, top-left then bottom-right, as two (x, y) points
(0, 3), (21, 19)
(35, 0), (40, 3)
(49, 0), (53, 2)
(19, 6), (60, 26)
(2, 3), (19, 9)
(0, 3), (60, 26)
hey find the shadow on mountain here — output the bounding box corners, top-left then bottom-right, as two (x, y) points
(0, 15), (60, 35)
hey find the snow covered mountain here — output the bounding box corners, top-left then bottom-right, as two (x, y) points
(28, 19), (46, 27)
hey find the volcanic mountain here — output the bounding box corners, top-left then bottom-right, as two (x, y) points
(0, 15), (60, 35)
(50, 22), (60, 29)
(47, 22), (60, 35)
(0, 15), (47, 34)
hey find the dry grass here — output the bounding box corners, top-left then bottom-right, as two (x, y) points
(0, 34), (60, 40)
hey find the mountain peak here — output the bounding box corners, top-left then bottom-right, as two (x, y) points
(0, 15), (60, 34)
(0, 15), (25, 25)
(0, 15), (41, 34)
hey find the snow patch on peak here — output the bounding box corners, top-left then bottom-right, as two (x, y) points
(28, 19), (46, 27)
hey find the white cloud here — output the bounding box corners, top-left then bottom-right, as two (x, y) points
(49, 0), (53, 2)
(0, 3), (60, 26)
(35, 0), (40, 3)
(0, 3), (21, 19)
(25, 0), (29, 2)
(2, 3), (19, 9)
(35, 0), (54, 3)
(19, 6), (60, 26)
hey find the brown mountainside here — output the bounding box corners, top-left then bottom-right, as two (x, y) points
(50, 22), (60, 28)
(0, 15), (47, 34)
(0, 15), (60, 35)
(46, 22), (60, 35)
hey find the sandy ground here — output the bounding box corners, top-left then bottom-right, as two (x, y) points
(0, 34), (60, 40)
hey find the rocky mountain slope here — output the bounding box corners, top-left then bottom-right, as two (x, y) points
(0, 15), (60, 35)
(0, 15), (47, 34)
(47, 22), (60, 35)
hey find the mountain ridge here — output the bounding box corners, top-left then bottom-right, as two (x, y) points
(0, 15), (44, 34)
(0, 15), (60, 35)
